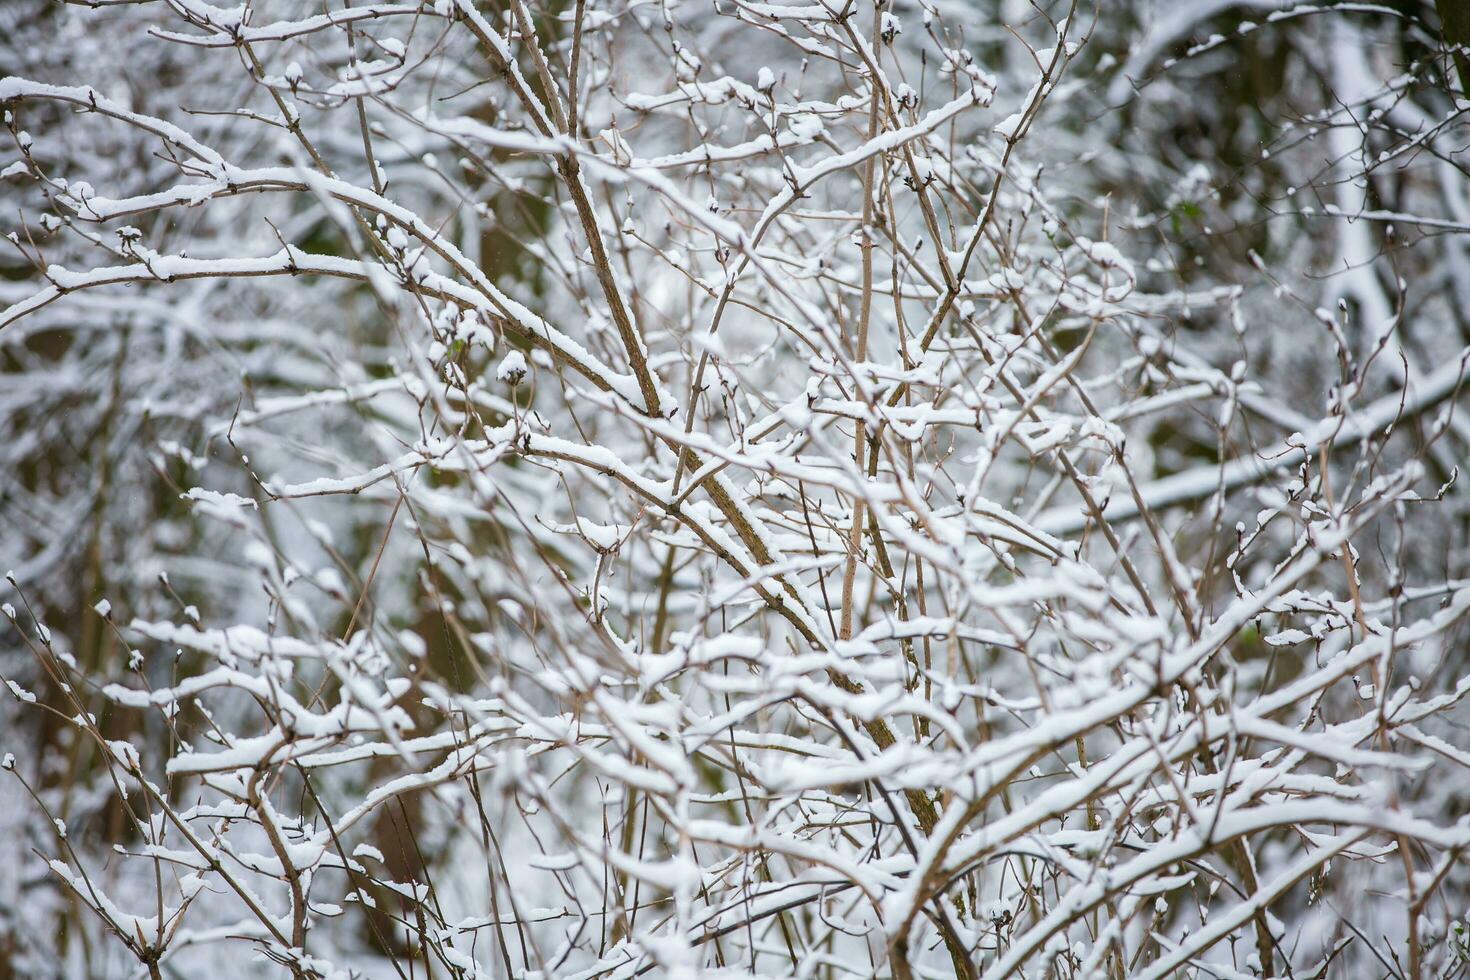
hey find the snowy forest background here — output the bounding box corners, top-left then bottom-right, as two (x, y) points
(4, 0), (1470, 977)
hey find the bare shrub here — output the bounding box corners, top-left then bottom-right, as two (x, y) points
(3, 1), (1470, 977)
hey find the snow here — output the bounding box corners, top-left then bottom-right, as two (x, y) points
(3, 5), (1470, 979)
(495, 349), (528, 384)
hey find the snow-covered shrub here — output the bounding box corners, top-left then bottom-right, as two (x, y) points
(3, 1), (1470, 977)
